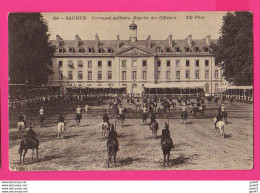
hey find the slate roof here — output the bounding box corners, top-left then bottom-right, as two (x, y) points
(50, 35), (217, 56)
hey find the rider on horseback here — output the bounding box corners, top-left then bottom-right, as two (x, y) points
(161, 123), (174, 149)
(18, 112), (26, 127)
(103, 110), (110, 128)
(26, 123), (39, 145)
(76, 105), (82, 118)
(181, 103), (187, 117)
(215, 109), (223, 129)
(107, 124), (119, 151)
(221, 103), (225, 113)
(39, 107), (44, 118)
(58, 114), (66, 129)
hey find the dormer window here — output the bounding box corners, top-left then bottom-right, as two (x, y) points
(78, 48), (84, 53)
(107, 48), (113, 53)
(166, 47), (171, 53)
(195, 47), (200, 53)
(58, 47), (64, 53)
(98, 47), (103, 53)
(175, 47), (180, 53)
(204, 47), (210, 52)
(156, 47), (162, 53)
(69, 47), (74, 53)
(88, 47), (93, 53)
(185, 47), (190, 52)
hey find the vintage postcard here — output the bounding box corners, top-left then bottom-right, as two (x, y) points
(8, 12), (253, 171)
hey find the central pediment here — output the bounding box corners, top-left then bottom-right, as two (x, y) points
(115, 46), (154, 56)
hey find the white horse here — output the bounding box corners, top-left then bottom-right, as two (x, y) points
(214, 118), (225, 138)
(85, 105), (90, 114)
(57, 122), (66, 139)
(98, 122), (109, 138)
(17, 121), (25, 139)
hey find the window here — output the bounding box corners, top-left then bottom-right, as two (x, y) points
(166, 71), (171, 80)
(78, 71), (83, 80)
(69, 48), (74, 53)
(78, 60), (83, 68)
(157, 60), (161, 68)
(175, 47), (180, 53)
(108, 71), (112, 79)
(205, 60), (209, 67)
(157, 71), (161, 79)
(156, 47), (162, 53)
(132, 60), (137, 67)
(132, 71), (137, 80)
(195, 70), (200, 79)
(205, 83), (209, 93)
(122, 71), (127, 80)
(142, 60), (147, 67)
(68, 61), (73, 68)
(68, 71), (73, 80)
(79, 48), (84, 53)
(98, 61), (102, 68)
(185, 47), (190, 52)
(88, 71), (92, 80)
(58, 61), (63, 67)
(122, 60), (127, 68)
(107, 48), (113, 53)
(204, 47), (210, 52)
(185, 60), (189, 67)
(205, 70), (209, 79)
(196, 60), (200, 67)
(176, 60), (181, 67)
(195, 47), (199, 53)
(98, 47), (103, 53)
(215, 70), (219, 79)
(142, 71), (147, 80)
(167, 60), (171, 67)
(186, 70), (190, 79)
(88, 47), (93, 53)
(166, 47), (171, 53)
(88, 61), (92, 68)
(98, 71), (102, 80)
(108, 61), (112, 67)
(59, 71), (63, 80)
(176, 71), (180, 80)
(215, 83), (219, 92)
(58, 48), (63, 53)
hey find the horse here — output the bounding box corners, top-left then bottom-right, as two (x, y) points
(150, 121), (159, 137)
(57, 122), (66, 139)
(222, 111), (228, 123)
(76, 113), (82, 126)
(214, 118), (225, 138)
(181, 111), (188, 124)
(134, 101), (142, 110)
(118, 113), (125, 126)
(142, 113), (148, 124)
(19, 136), (39, 164)
(40, 115), (44, 127)
(17, 121), (25, 139)
(85, 105), (90, 114)
(161, 137), (173, 166)
(98, 122), (110, 138)
(190, 105), (206, 118)
(107, 139), (118, 167)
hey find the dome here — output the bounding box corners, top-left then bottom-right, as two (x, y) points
(129, 21), (137, 29)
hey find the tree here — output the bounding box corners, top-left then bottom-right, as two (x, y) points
(211, 12), (253, 86)
(9, 13), (55, 86)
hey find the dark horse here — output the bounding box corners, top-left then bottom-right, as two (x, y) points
(161, 137), (173, 166)
(150, 121), (159, 137)
(19, 138), (39, 164)
(40, 115), (44, 127)
(76, 113), (82, 126)
(190, 105), (206, 118)
(142, 112), (148, 124)
(107, 139), (118, 167)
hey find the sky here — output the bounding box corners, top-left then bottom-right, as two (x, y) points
(42, 12), (228, 41)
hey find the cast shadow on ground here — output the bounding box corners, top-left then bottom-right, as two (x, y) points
(224, 134), (232, 138)
(116, 157), (143, 167)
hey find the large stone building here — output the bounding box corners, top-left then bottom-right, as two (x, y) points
(49, 21), (224, 95)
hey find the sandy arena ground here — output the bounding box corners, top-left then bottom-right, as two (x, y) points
(9, 99), (253, 171)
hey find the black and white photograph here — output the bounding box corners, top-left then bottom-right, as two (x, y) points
(8, 12), (253, 171)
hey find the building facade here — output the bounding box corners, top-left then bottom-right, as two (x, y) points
(49, 21), (224, 95)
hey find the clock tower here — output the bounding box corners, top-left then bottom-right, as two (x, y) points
(129, 21), (137, 42)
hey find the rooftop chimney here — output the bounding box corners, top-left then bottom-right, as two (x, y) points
(168, 35), (173, 48)
(75, 34), (81, 41)
(188, 34), (192, 47)
(117, 35), (120, 48)
(95, 33), (99, 48)
(147, 35), (151, 49)
(206, 35), (211, 46)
